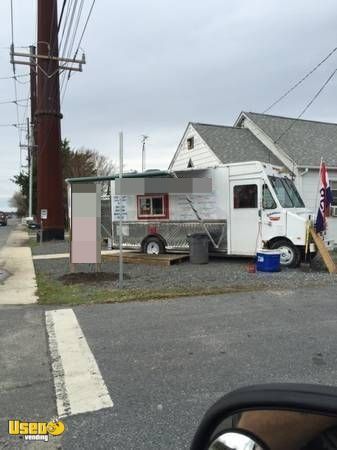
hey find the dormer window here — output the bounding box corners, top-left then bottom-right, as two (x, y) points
(187, 137), (194, 150)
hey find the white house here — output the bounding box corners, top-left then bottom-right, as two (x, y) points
(169, 112), (337, 242)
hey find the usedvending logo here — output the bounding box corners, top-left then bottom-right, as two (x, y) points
(8, 419), (65, 442)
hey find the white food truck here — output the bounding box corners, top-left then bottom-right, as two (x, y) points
(111, 161), (316, 267)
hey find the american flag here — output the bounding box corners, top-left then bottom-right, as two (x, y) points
(316, 161), (334, 233)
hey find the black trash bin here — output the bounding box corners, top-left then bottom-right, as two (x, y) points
(188, 233), (209, 264)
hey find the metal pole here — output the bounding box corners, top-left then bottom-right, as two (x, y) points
(142, 140), (145, 172)
(119, 131), (124, 289)
(28, 117), (33, 218)
(141, 135), (148, 172)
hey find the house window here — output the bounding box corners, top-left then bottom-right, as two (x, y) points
(137, 194), (169, 219)
(187, 137), (194, 150)
(234, 184), (258, 208)
(331, 180), (337, 206)
(187, 158), (194, 168)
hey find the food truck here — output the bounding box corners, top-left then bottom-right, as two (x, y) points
(111, 161), (316, 267)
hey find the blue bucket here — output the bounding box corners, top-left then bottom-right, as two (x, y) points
(256, 250), (281, 272)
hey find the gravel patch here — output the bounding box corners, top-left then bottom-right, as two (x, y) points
(31, 238), (70, 255)
(33, 255), (337, 291)
(32, 239), (337, 292)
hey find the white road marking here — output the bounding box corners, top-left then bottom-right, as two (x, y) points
(45, 309), (113, 417)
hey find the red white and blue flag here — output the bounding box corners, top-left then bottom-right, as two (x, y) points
(316, 161), (334, 233)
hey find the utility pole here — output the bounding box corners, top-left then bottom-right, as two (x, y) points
(141, 135), (149, 172)
(35, 0), (64, 240)
(10, 2), (85, 240)
(29, 46), (37, 145)
(27, 117), (33, 218)
(29, 45), (37, 217)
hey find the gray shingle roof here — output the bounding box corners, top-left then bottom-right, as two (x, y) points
(244, 112), (337, 167)
(192, 122), (282, 165)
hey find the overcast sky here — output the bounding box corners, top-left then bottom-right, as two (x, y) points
(1, 0), (337, 210)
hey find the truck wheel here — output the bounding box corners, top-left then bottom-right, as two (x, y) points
(270, 239), (301, 268)
(143, 237), (165, 255)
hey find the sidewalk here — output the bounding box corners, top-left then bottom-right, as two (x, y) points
(0, 225), (37, 305)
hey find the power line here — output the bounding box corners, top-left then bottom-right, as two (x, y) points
(274, 66), (337, 144)
(0, 122), (24, 127)
(59, 0), (74, 50)
(60, 0), (85, 99)
(0, 73), (29, 80)
(263, 46), (337, 113)
(58, 0), (68, 33)
(61, 0), (96, 102)
(74, 0), (96, 56)
(0, 97), (29, 105)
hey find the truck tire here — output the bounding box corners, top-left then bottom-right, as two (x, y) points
(143, 237), (165, 255)
(270, 239), (301, 268)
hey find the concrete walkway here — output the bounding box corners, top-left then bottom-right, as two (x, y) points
(0, 226), (37, 305)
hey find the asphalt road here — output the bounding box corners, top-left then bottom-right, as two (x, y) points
(1, 285), (337, 449)
(0, 218), (16, 251)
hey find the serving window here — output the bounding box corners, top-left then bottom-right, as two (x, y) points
(137, 194), (169, 219)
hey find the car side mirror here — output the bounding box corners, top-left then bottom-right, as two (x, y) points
(191, 384), (337, 450)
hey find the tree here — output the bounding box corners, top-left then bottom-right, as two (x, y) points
(9, 192), (27, 217)
(11, 139), (115, 224)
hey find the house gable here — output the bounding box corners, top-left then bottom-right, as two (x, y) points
(236, 111), (337, 169)
(168, 123), (221, 171)
(235, 112), (298, 175)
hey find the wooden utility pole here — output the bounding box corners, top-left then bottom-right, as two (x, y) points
(10, 2), (85, 240)
(35, 0), (64, 240)
(29, 45), (37, 217)
(29, 45), (37, 146)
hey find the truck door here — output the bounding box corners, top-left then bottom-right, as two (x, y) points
(229, 180), (261, 255)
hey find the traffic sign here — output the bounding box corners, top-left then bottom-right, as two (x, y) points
(41, 209), (48, 220)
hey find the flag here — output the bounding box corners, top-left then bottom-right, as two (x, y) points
(316, 161), (334, 233)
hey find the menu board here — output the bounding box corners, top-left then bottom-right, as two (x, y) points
(171, 194), (219, 220)
(112, 195), (128, 220)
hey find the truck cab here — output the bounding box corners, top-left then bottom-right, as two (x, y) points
(227, 162), (314, 267)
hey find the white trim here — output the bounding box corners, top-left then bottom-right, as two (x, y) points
(237, 113), (298, 175)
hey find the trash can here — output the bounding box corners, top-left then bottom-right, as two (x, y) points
(188, 233), (209, 264)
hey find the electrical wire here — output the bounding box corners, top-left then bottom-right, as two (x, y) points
(263, 45), (337, 113)
(58, 0), (68, 33)
(59, 0), (74, 50)
(37, 0), (78, 160)
(274, 66), (337, 144)
(60, 0), (85, 99)
(74, 0), (96, 57)
(61, 0), (96, 103)
(0, 73), (29, 80)
(0, 98), (29, 105)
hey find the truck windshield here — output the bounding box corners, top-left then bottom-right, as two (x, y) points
(268, 176), (305, 208)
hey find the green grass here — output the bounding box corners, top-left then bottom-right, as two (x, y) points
(28, 237), (40, 249)
(36, 273), (268, 306)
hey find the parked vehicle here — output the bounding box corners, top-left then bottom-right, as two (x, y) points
(0, 211), (7, 226)
(110, 161), (317, 267)
(191, 383), (337, 450)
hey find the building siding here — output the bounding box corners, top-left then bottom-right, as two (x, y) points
(170, 124), (220, 171)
